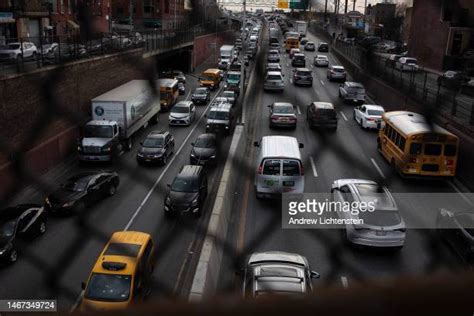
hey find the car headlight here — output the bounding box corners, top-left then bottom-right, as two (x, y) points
(63, 200), (76, 208)
(165, 196), (171, 204)
(77, 145), (83, 152)
(192, 198), (199, 206)
(206, 124), (210, 129)
(210, 155), (216, 159)
(190, 152), (196, 158)
(0, 245), (9, 256)
(102, 146), (112, 152)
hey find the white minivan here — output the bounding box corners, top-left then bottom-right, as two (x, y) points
(253, 136), (305, 198)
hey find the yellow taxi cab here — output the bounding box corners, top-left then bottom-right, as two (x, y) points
(79, 231), (155, 312)
(199, 68), (222, 90)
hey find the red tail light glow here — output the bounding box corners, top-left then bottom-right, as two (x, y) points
(258, 165), (263, 174)
(446, 159), (454, 166)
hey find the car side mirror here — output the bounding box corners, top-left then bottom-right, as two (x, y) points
(81, 282), (86, 290)
(253, 141), (260, 147)
(310, 271), (320, 279)
(299, 143), (304, 149)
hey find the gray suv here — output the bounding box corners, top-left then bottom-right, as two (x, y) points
(205, 102), (233, 136)
(242, 251), (320, 298)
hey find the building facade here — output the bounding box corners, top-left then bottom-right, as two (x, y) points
(111, 0), (188, 30)
(364, 2), (396, 37)
(408, 0), (474, 71)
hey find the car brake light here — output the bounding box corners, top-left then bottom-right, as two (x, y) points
(446, 159), (454, 166)
(367, 118), (375, 121)
(258, 165), (263, 174)
(409, 157), (417, 163)
(300, 165), (304, 175)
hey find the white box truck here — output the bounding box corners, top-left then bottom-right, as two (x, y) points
(218, 45), (235, 70)
(296, 21), (307, 37)
(78, 80), (160, 162)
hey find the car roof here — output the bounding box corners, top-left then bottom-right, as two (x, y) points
(196, 133), (216, 141)
(312, 102), (334, 109)
(195, 87), (208, 92)
(296, 68), (310, 72)
(175, 101), (193, 107)
(332, 65), (345, 69)
(248, 251), (307, 266)
(383, 111), (454, 136)
(147, 130), (167, 138)
(68, 172), (100, 182)
(363, 104), (385, 111)
(178, 165), (203, 178)
(316, 55), (328, 58)
(267, 71), (282, 76)
(227, 71), (241, 75)
(273, 102), (293, 107)
(345, 81), (364, 88)
(259, 136), (302, 160)
(0, 204), (41, 221)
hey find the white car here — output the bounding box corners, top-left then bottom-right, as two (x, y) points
(0, 42), (38, 61)
(395, 57), (419, 72)
(169, 101), (196, 126)
(353, 104), (385, 129)
(263, 71), (285, 91)
(314, 55), (329, 67)
(331, 179), (406, 249)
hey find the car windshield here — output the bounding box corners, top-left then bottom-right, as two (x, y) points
(274, 105), (294, 113)
(0, 220), (16, 240)
(195, 89), (207, 95)
(228, 74), (240, 80)
(172, 106), (189, 114)
(406, 59), (417, 64)
(63, 178), (89, 192)
(200, 74), (214, 81)
(84, 273), (131, 302)
(208, 111), (229, 120)
(317, 56), (328, 60)
(142, 137), (164, 148)
(267, 75), (282, 81)
(297, 71), (311, 76)
(171, 177), (198, 192)
(223, 92), (234, 98)
(367, 110), (384, 116)
(195, 137), (215, 148)
(84, 125), (113, 138)
(7, 44), (20, 50)
(349, 87), (365, 93)
(333, 68), (345, 72)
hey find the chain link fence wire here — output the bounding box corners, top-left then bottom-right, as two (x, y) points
(0, 7), (472, 314)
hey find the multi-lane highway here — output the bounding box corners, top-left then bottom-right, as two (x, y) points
(217, 21), (472, 293)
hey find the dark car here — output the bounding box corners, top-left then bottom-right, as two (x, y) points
(437, 71), (471, 89)
(317, 42), (329, 52)
(191, 87), (211, 105)
(291, 53), (306, 67)
(293, 68), (313, 86)
(178, 82), (185, 95)
(437, 208), (474, 263)
(190, 134), (217, 165)
(359, 36), (381, 47)
(164, 165), (208, 218)
(172, 70), (186, 84)
(137, 130), (175, 165)
(229, 61), (242, 72)
(0, 204), (47, 264)
(45, 172), (119, 214)
(307, 101), (338, 130)
(241, 251), (320, 298)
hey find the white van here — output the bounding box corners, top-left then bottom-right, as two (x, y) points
(253, 136), (305, 198)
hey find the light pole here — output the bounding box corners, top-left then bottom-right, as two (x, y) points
(174, 0), (177, 29)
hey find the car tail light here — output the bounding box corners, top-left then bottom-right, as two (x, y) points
(409, 157), (417, 163)
(257, 165), (263, 174)
(446, 159), (454, 166)
(367, 118), (375, 121)
(300, 165), (304, 176)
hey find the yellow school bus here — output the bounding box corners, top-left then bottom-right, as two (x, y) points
(285, 37), (299, 52)
(158, 78), (179, 111)
(199, 68), (222, 90)
(377, 111), (459, 177)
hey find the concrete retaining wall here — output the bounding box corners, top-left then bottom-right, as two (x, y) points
(192, 31), (236, 70)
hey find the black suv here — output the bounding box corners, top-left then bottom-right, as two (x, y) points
(317, 42), (329, 52)
(307, 102), (338, 130)
(164, 165), (208, 218)
(291, 53), (306, 67)
(191, 87), (211, 105)
(137, 130), (175, 165)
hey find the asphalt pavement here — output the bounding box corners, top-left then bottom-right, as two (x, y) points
(217, 24), (474, 295)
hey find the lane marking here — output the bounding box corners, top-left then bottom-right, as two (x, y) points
(371, 158), (386, 179)
(448, 181), (474, 206)
(296, 106), (302, 115)
(309, 156), (318, 177)
(341, 276), (349, 289)
(124, 86), (223, 231)
(339, 111), (348, 121)
(320, 79), (325, 86)
(69, 291), (84, 313)
(185, 90), (191, 101)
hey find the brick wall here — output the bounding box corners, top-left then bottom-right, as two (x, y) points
(192, 31), (235, 70)
(0, 49), (153, 201)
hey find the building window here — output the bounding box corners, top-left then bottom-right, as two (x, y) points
(144, 0), (154, 14)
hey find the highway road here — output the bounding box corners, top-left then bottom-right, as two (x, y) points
(0, 66), (243, 310)
(217, 23), (473, 294)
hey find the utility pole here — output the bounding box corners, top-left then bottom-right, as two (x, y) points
(324, 0), (328, 22)
(353, 0), (356, 11)
(345, 0), (348, 13)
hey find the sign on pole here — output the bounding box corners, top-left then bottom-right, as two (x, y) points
(277, 0), (289, 9)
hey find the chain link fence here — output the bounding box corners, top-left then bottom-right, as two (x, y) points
(0, 9), (473, 315)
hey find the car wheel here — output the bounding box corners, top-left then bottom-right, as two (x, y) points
(108, 184), (117, 196)
(9, 249), (18, 263)
(38, 221), (47, 235)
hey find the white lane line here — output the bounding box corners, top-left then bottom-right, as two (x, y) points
(297, 106), (302, 115)
(341, 276), (349, 289)
(448, 180), (474, 206)
(340, 111), (348, 121)
(371, 158), (386, 179)
(309, 156), (318, 177)
(320, 79), (325, 86)
(124, 86), (223, 231)
(69, 291), (84, 313)
(290, 79), (293, 84)
(185, 90), (191, 101)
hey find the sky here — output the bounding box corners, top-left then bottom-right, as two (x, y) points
(221, 0), (413, 13)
